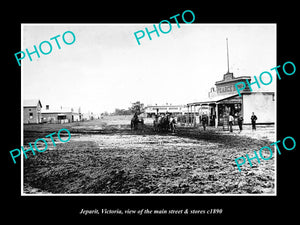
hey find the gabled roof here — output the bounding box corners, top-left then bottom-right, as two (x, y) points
(24, 99), (42, 108)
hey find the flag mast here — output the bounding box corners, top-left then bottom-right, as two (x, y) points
(226, 38), (230, 73)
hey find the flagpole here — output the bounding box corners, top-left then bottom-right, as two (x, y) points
(226, 38), (230, 73)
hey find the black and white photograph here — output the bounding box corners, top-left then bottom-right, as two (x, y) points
(21, 24), (276, 195)
(4, 4), (298, 220)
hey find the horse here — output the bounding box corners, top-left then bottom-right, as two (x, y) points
(161, 115), (170, 131)
(153, 114), (176, 132)
(153, 116), (160, 132)
(131, 115), (144, 131)
(169, 117), (177, 133)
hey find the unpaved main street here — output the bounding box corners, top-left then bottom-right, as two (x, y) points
(23, 116), (275, 194)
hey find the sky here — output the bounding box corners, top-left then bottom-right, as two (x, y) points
(22, 24), (276, 113)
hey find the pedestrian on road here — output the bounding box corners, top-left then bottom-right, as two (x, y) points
(251, 112), (257, 131)
(201, 114), (208, 131)
(229, 114), (234, 132)
(237, 114), (243, 133)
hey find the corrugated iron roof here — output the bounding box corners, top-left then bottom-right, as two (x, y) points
(187, 93), (239, 106)
(187, 91), (274, 106)
(24, 99), (42, 107)
(41, 106), (79, 114)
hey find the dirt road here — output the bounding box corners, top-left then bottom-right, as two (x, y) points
(23, 116), (275, 194)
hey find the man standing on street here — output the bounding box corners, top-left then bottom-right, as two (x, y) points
(237, 114), (243, 133)
(229, 114), (234, 132)
(251, 112), (257, 131)
(201, 114), (208, 131)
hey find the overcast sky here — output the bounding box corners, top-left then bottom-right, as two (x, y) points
(22, 24), (276, 113)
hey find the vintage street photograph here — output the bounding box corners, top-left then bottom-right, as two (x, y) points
(22, 24), (276, 195)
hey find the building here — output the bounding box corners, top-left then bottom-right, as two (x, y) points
(187, 72), (275, 127)
(23, 99), (42, 124)
(186, 39), (275, 127)
(41, 105), (81, 124)
(82, 111), (98, 120)
(209, 72), (251, 97)
(144, 104), (187, 117)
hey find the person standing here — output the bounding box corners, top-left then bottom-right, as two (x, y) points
(170, 116), (176, 133)
(251, 112), (258, 131)
(237, 114), (243, 133)
(201, 114), (208, 131)
(228, 114), (234, 132)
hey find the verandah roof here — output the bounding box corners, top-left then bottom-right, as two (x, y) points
(187, 93), (240, 106)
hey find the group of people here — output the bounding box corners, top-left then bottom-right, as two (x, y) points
(228, 112), (258, 133)
(133, 111), (258, 133)
(199, 112), (258, 133)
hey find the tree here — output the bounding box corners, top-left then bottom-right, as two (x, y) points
(113, 108), (132, 115)
(130, 101), (144, 114)
(102, 111), (109, 116)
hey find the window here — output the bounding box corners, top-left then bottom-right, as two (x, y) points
(58, 115), (67, 120)
(29, 112), (33, 119)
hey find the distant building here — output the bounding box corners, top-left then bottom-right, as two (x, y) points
(41, 105), (81, 124)
(144, 104), (187, 117)
(82, 111), (96, 120)
(23, 99), (42, 124)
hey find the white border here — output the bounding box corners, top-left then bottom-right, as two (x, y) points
(21, 23), (277, 196)
(21, 24), (24, 195)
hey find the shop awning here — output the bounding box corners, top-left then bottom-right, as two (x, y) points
(187, 93), (241, 106)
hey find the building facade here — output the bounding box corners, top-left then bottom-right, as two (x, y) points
(242, 92), (275, 124)
(187, 72), (275, 127)
(41, 105), (81, 123)
(23, 99), (42, 124)
(144, 104), (187, 117)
